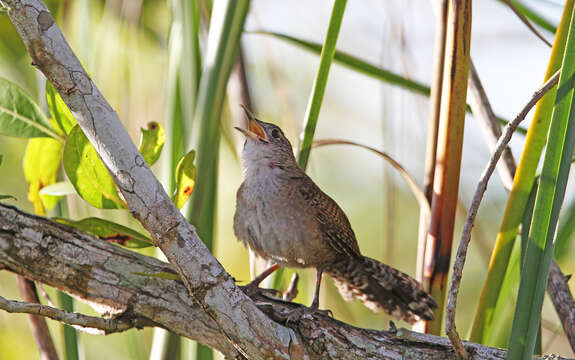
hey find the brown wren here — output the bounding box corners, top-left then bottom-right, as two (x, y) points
(233, 106), (436, 323)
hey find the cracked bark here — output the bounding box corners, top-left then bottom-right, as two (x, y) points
(2, 0), (574, 358)
(2, 0), (294, 357)
(3, 203), (567, 359)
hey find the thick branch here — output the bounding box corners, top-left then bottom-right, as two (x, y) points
(3, 203), (566, 359)
(2, 0), (293, 357)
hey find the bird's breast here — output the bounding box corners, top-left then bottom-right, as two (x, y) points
(234, 172), (324, 268)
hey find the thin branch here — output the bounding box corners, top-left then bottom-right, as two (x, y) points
(445, 69), (561, 354)
(0, 294), (153, 335)
(468, 60), (517, 191)
(547, 259), (575, 351)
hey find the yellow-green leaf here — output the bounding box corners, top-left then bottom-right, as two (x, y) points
(55, 217), (153, 248)
(63, 125), (127, 209)
(24, 137), (63, 215)
(46, 81), (76, 135)
(173, 150), (196, 209)
(138, 121), (165, 166)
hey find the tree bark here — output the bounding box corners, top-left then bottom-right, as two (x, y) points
(1, 0), (574, 358)
(2, 203), (572, 359)
(2, 0), (292, 357)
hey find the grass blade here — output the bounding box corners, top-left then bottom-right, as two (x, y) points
(59, 292), (80, 360)
(270, 0), (347, 292)
(296, 0), (348, 169)
(497, 0), (557, 33)
(422, 0), (472, 335)
(508, 4), (575, 356)
(255, 30), (523, 135)
(253, 30), (429, 96)
(184, 1), (250, 358)
(469, 0), (574, 343)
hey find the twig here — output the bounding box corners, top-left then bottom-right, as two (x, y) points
(547, 259), (575, 351)
(504, 0), (553, 48)
(468, 60), (517, 191)
(0, 294), (152, 335)
(445, 69), (561, 356)
(17, 277), (59, 360)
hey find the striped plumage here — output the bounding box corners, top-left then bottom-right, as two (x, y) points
(234, 110), (436, 323)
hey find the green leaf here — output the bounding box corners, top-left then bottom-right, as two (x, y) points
(138, 121), (165, 166)
(508, 3), (575, 357)
(256, 30), (524, 135)
(0, 77), (62, 140)
(132, 271), (180, 280)
(496, 0), (557, 34)
(24, 137), (63, 215)
(46, 81), (76, 135)
(0, 154), (3, 166)
(0, 194), (16, 201)
(63, 125), (127, 209)
(55, 217), (153, 248)
(555, 196), (575, 260)
(297, 0), (348, 169)
(254, 30), (430, 97)
(39, 181), (76, 196)
(173, 150), (196, 209)
(470, 0), (574, 343)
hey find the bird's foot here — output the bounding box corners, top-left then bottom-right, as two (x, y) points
(284, 305), (333, 325)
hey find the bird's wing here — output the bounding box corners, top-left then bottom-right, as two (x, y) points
(296, 174), (361, 257)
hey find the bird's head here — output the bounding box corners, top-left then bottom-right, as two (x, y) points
(235, 105), (297, 170)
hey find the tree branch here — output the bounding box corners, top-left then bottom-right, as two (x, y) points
(1, 0), (292, 357)
(4, 203), (571, 359)
(445, 69), (561, 354)
(548, 259), (575, 351)
(0, 294), (153, 335)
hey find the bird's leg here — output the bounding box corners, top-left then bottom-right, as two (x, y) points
(241, 263), (281, 298)
(285, 268), (331, 324)
(310, 268), (323, 309)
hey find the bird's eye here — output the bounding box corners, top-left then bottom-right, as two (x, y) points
(271, 128), (281, 139)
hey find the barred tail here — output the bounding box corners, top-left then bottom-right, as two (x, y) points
(325, 256), (436, 324)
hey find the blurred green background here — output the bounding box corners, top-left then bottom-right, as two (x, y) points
(1, 0), (575, 359)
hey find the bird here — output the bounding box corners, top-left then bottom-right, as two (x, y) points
(233, 106), (436, 324)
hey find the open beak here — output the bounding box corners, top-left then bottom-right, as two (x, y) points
(234, 105), (269, 142)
